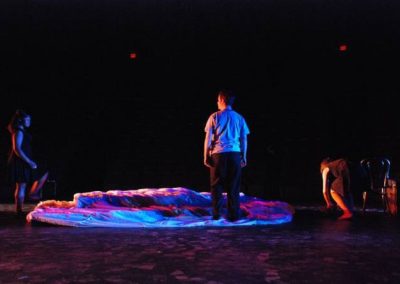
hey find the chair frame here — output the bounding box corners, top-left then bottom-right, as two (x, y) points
(360, 158), (391, 214)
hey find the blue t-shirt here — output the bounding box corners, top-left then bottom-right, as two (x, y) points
(204, 109), (250, 155)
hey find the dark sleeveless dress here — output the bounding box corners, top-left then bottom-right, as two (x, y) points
(327, 158), (351, 197)
(7, 129), (43, 184)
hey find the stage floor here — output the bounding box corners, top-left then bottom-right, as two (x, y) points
(0, 203), (399, 283)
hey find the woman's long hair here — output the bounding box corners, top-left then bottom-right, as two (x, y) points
(7, 109), (30, 134)
(320, 157), (332, 173)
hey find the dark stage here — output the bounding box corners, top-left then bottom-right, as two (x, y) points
(0, 0), (400, 202)
(1, 204), (400, 283)
(1, 0), (400, 203)
(1, 0), (400, 282)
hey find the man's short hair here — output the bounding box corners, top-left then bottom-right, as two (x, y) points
(218, 89), (235, 106)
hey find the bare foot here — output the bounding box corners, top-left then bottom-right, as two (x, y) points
(338, 211), (353, 220)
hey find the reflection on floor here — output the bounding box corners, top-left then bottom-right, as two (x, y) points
(0, 203), (399, 283)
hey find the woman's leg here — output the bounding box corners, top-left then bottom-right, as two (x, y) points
(29, 171), (49, 199)
(330, 190), (353, 219)
(15, 182), (27, 213)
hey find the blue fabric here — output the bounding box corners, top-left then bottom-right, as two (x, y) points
(27, 187), (294, 227)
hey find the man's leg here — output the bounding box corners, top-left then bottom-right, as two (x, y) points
(226, 152), (242, 221)
(210, 154), (225, 219)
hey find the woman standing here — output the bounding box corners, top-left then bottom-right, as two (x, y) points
(7, 109), (49, 214)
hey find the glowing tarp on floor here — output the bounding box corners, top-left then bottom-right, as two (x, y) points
(27, 187), (294, 227)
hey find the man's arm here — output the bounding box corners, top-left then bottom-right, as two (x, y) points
(204, 130), (213, 168)
(240, 134), (247, 168)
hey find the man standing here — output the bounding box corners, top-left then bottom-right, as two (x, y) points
(204, 90), (250, 221)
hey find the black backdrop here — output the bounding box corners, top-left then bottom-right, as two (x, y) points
(1, 0), (399, 203)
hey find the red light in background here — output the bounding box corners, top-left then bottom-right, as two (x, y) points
(339, 44), (348, 52)
(129, 52), (137, 59)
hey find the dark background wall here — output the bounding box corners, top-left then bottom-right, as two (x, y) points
(1, 0), (399, 204)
